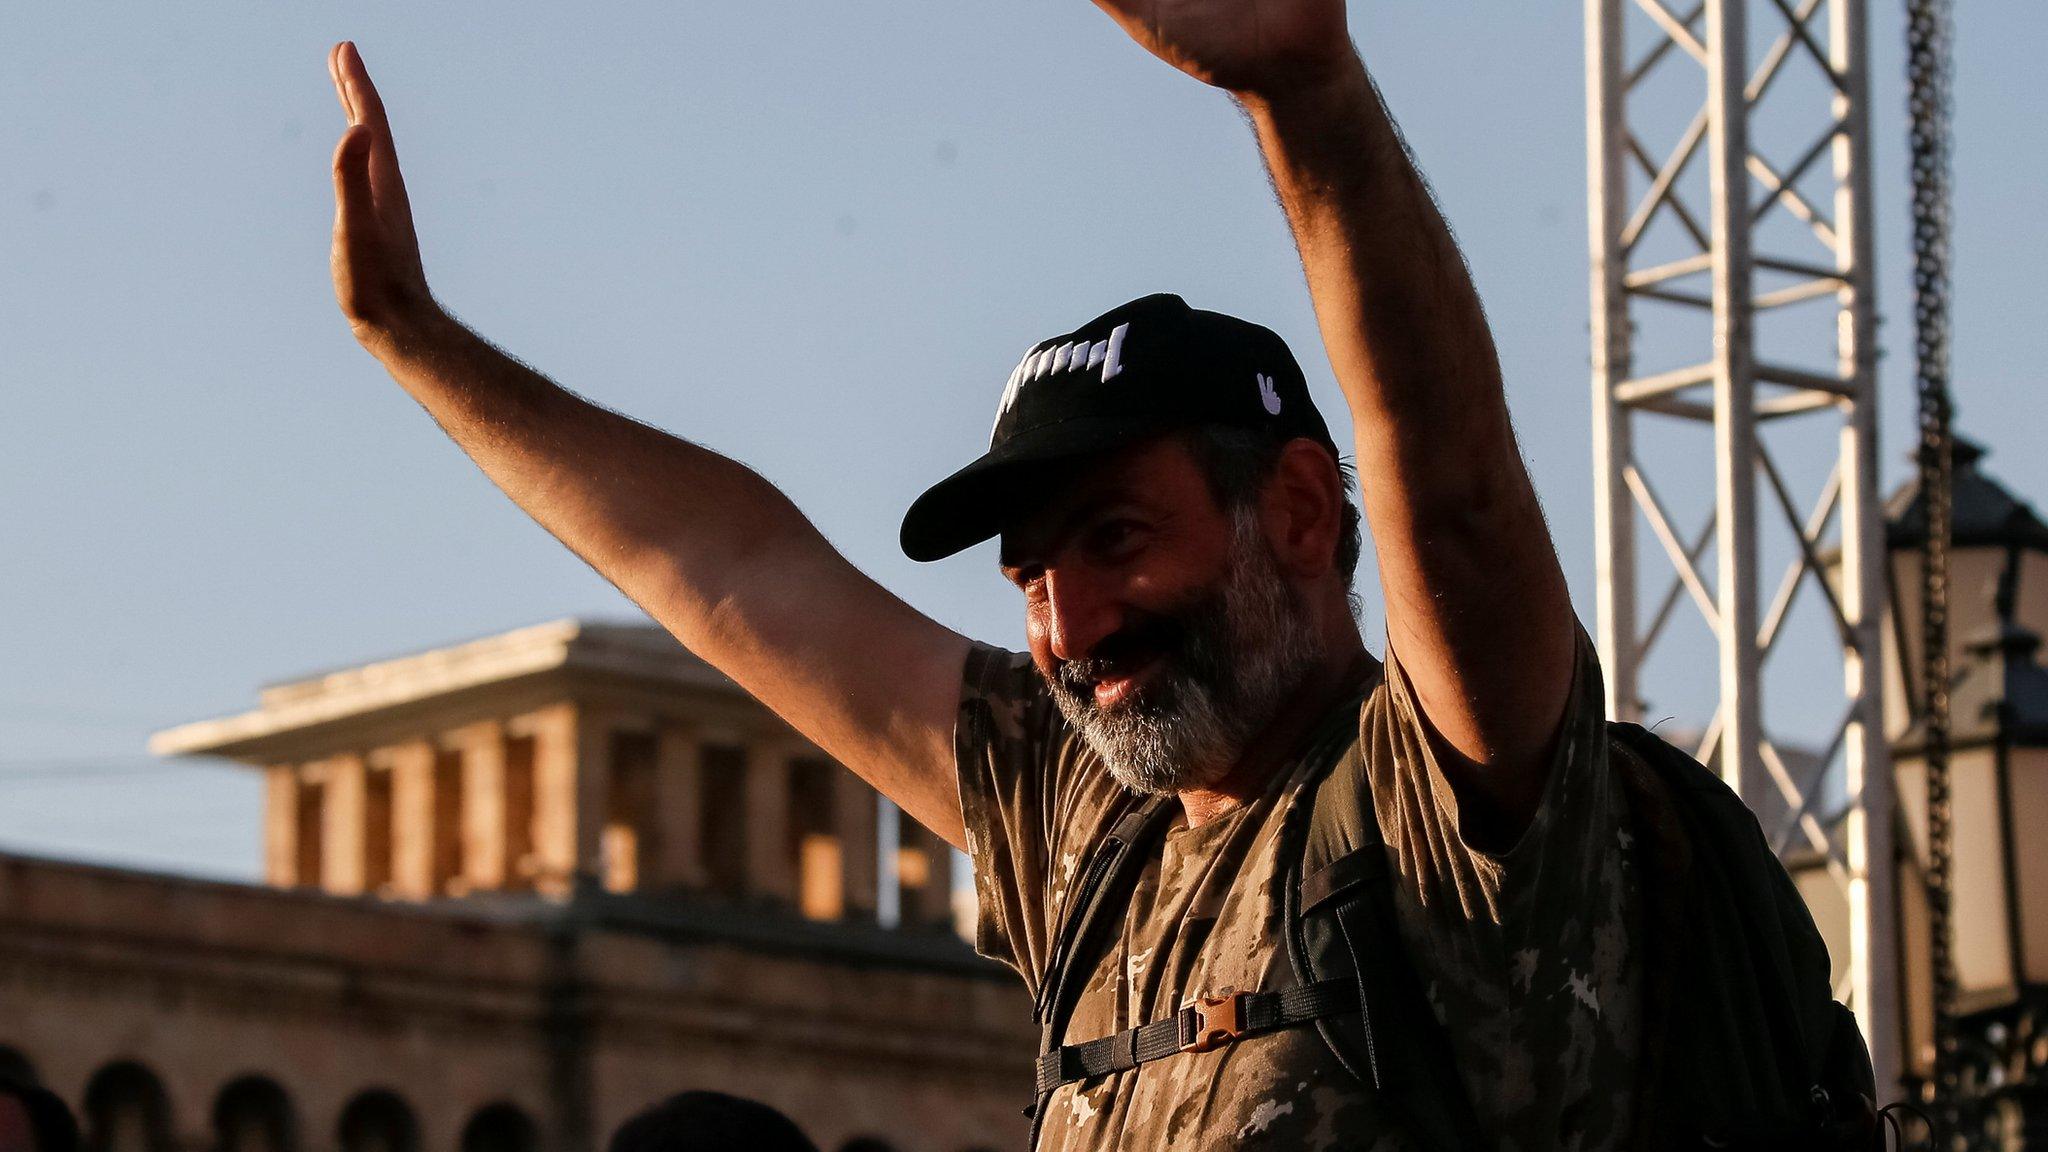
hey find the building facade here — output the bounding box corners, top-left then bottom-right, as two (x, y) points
(0, 620), (1034, 1152)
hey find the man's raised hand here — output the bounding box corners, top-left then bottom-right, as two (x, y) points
(1092, 0), (1579, 828)
(314, 43), (974, 848)
(1087, 0), (1354, 95)
(329, 42), (437, 350)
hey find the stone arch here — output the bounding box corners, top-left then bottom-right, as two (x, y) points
(83, 1061), (175, 1152)
(457, 1102), (538, 1152)
(336, 1089), (419, 1152)
(212, 1075), (296, 1152)
(0, 1045), (38, 1087)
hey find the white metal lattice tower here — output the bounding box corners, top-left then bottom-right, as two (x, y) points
(1586, 0), (1897, 1091)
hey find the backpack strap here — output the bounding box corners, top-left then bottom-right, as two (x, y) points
(1025, 797), (1174, 1138)
(1289, 739), (1488, 1152)
(1032, 800), (1174, 1030)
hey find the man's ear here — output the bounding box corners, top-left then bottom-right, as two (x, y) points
(1261, 439), (1345, 579)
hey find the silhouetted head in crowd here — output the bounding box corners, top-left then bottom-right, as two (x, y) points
(607, 1091), (817, 1152)
(0, 1079), (78, 1152)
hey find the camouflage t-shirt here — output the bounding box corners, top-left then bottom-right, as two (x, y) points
(953, 631), (1641, 1151)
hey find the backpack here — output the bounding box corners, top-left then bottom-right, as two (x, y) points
(1026, 697), (1882, 1150)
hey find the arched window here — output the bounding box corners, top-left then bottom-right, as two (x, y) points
(213, 1076), (295, 1152)
(83, 1062), (173, 1152)
(0, 1045), (38, 1087)
(458, 1103), (537, 1152)
(336, 1090), (418, 1152)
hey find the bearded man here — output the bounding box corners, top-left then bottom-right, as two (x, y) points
(327, 1), (1638, 1147)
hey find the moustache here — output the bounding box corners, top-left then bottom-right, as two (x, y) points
(1055, 612), (1190, 703)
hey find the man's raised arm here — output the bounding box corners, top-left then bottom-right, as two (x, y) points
(1090, 4), (1576, 834)
(325, 43), (971, 847)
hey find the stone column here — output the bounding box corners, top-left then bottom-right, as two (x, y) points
(385, 740), (438, 900)
(516, 703), (614, 897)
(652, 723), (706, 890)
(524, 704), (588, 899)
(833, 770), (879, 921)
(263, 766), (298, 888)
(320, 753), (369, 896)
(452, 721), (508, 892)
(743, 743), (795, 905)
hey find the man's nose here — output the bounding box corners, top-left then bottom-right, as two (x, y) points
(1042, 569), (1121, 665)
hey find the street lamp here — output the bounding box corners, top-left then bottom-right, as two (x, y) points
(1885, 437), (2048, 1138)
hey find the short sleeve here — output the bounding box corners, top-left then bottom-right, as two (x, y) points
(1366, 623), (1616, 919)
(952, 643), (1128, 1000)
(1363, 624), (1641, 1138)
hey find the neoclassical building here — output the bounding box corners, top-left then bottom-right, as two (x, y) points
(0, 619), (1033, 1152)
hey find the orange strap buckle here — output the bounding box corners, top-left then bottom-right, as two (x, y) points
(1180, 990), (1249, 1053)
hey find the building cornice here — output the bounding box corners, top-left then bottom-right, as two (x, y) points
(149, 619), (743, 763)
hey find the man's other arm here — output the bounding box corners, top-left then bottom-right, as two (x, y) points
(327, 43), (970, 848)
(1089, 6), (1576, 838)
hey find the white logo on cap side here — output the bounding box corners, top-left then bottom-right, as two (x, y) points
(1257, 372), (1282, 415)
(990, 321), (1132, 443)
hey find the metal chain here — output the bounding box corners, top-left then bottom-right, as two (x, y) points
(1904, 0), (1959, 1121)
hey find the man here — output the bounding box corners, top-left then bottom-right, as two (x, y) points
(327, 1), (1635, 1147)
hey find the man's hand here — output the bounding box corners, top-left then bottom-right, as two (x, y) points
(1088, 0), (1353, 94)
(329, 42), (437, 349)
(317, 45), (973, 848)
(1093, 4), (1579, 839)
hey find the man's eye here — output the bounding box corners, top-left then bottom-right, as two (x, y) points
(1088, 519), (1142, 554)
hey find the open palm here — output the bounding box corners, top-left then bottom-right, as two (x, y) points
(328, 42), (434, 344)
(1089, 0), (1353, 92)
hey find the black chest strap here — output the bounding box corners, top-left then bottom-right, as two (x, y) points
(1033, 977), (1361, 1095)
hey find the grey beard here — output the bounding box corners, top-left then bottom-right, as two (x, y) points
(1045, 508), (1326, 796)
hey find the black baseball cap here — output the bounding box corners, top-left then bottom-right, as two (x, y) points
(899, 293), (1337, 562)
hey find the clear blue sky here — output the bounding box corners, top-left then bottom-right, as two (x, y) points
(2, 3), (2040, 880)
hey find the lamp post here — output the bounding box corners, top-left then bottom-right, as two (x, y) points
(1887, 438), (2048, 1146)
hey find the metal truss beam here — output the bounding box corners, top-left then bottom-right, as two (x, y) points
(1586, 0), (1897, 1094)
